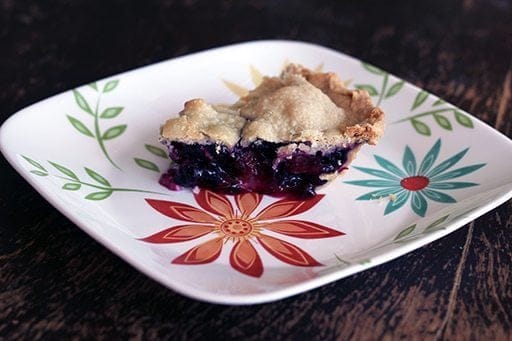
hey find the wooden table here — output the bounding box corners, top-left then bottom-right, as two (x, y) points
(1, 1), (511, 339)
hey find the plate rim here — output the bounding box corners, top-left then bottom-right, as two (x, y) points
(2, 39), (512, 305)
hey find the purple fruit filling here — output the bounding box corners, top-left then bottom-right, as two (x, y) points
(159, 140), (355, 198)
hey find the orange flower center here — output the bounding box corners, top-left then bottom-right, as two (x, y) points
(220, 218), (253, 237)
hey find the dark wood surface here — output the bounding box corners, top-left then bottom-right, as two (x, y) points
(1, 0), (511, 339)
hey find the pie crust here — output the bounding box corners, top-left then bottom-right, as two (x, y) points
(159, 64), (385, 197)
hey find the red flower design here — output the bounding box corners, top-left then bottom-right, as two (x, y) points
(140, 190), (344, 277)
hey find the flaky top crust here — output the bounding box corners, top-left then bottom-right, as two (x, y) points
(160, 64), (385, 148)
(160, 99), (245, 147)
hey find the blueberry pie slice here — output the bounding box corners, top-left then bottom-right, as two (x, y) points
(159, 64), (385, 198)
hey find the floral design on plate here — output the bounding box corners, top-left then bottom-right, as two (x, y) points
(67, 80), (126, 170)
(393, 90), (474, 136)
(21, 155), (164, 200)
(355, 62), (405, 106)
(140, 189), (343, 277)
(134, 143), (169, 173)
(345, 139), (486, 217)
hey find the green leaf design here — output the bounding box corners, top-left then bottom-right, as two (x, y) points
(374, 155), (407, 178)
(85, 191), (113, 200)
(103, 80), (119, 93)
(454, 111), (473, 128)
(85, 167), (111, 187)
(30, 170), (48, 176)
(424, 215), (449, 231)
(355, 84), (379, 96)
(394, 224), (416, 240)
(411, 192), (428, 217)
(433, 98), (445, 106)
(385, 80), (404, 98)
(411, 91), (429, 110)
(134, 158), (160, 172)
(102, 125), (127, 140)
(362, 62), (385, 75)
(22, 157), (163, 199)
(353, 166), (400, 180)
(100, 107), (124, 119)
(426, 148), (468, 178)
(22, 155), (47, 172)
(403, 146), (417, 175)
(145, 144), (168, 158)
(69, 80), (124, 170)
(62, 183), (81, 191)
(355, 187), (402, 200)
(411, 118), (431, 136)
(418, 139), (441, 175)
(384, 191), (410, 215)
(72, 90), (93, 114)
(48, 161), (79, 180)
(434, 113), (452, 130)
(67, 115), (94, 137)
(422, 189), (456, 203)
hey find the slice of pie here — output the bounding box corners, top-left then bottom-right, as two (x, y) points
(159, 64), (385, 198)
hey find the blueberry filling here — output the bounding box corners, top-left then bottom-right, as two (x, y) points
(160, 140), (354, 198)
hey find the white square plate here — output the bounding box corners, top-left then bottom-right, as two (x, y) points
(2, 41), (511, 304)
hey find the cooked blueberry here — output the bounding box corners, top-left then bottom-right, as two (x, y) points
(280, 174), (303, 189)
(160, 140), (355, 198)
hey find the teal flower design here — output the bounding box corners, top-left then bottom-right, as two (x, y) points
(345, 139), (485, 217)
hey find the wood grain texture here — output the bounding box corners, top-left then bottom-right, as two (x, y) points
(1, 0), (511, 339)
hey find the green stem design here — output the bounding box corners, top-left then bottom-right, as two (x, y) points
(55, 175), (166, 195)
(23, 156), (169, 201)
(93, 95), (121, 170)
(376, 73), (389, 106)
(393, 107), (455, 123)
(334, 253), (351, 265)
